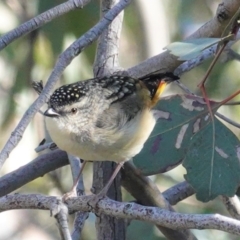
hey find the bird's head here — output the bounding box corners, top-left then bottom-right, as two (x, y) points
(44, 81), (93, 128)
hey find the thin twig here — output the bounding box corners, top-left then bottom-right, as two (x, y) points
(71, 211), (89, 240)
(216, 112), (240, 129)
(54, 202), (72, 240)
(220, 195), (240, 220)
(163, 181), (195, 206)
(174, 80), (198, 96)
(0, 0), (90, 51)
(67, 155), (89, 239)
(224, 101), (240, 106)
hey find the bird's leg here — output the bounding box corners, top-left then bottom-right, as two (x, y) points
(88, 162), (124, 208)
(98, 162), (124, 197)
(63, 161), (87, 200)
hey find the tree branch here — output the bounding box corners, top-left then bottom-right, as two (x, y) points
(127, 0), (240, 78)
(0, 150), (194, 207)
(221, 196), (240, 220)
(67, 155), (89, 240)
(54, 201), (72, 240)
(162, 181), (195, 206)
(1, 194), (240, 236)
(0, 150), (68, 198)
(175, 30), (240, 76)
(122, 162), (197, 240)
(0, 0), (90, 51)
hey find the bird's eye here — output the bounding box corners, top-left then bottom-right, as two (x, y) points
(71, 108), (77, 114)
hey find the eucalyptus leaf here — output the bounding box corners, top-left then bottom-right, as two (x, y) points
(183, 118), (240, 202)
(133, 94), (218, 175)
(165, 38), (221, 60)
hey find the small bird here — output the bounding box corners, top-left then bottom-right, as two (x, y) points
(44, 72), (178, 198)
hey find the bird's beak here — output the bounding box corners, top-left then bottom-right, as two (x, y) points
(44, 108), (60, 117)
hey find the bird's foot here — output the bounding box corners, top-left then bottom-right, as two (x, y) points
(88, 188), (108, 210)
(62, 189), (77, 202)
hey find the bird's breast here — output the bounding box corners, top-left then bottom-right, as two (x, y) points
(45, 109), (156, 162)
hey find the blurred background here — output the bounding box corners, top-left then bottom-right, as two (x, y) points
(0, 0), (240, 239)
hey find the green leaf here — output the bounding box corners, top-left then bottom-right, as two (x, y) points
(133, 94), (218, 175)
(183, 118), (240, 202)
(165, 38), (221, 60)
